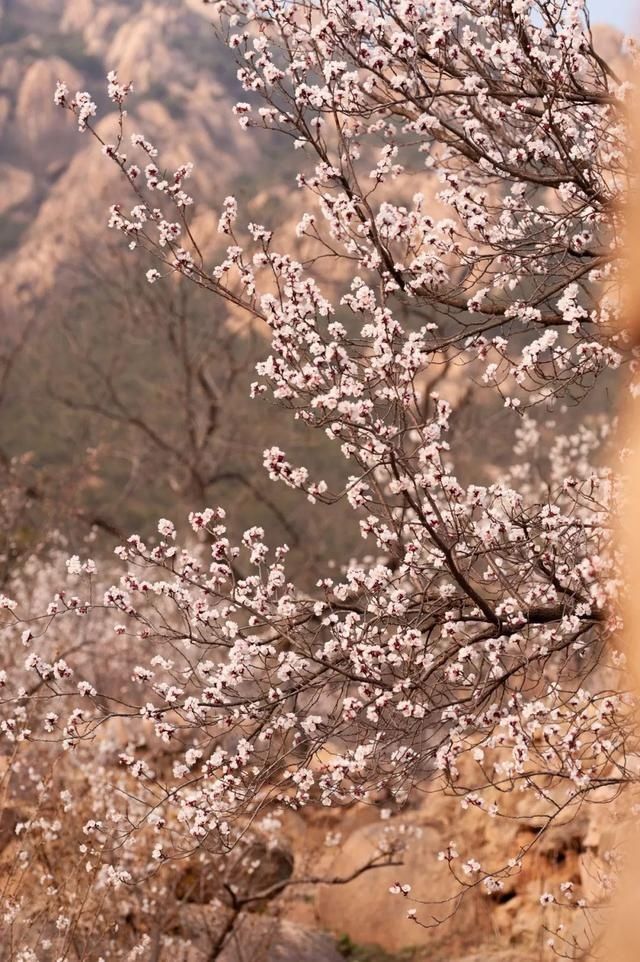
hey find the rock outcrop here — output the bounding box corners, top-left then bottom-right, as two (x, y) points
(0, 0), (259, 319)
(0, 164), (34, 216)
(16, 57), (82, 151)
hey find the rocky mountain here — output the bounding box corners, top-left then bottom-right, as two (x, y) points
(0, 0), (278, 309)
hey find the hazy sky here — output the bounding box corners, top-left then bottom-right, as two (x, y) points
(586, 0), (636, 31)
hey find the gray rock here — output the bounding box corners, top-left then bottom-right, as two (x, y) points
(218, 916), (344, 962)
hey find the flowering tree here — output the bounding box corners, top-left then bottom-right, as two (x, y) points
(2, 0), (638, 954)
(46, 249), (306, 547)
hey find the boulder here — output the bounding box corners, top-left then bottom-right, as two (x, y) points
(175, 835), (294, 905)
(218, 916), (344, 962)
(316, 815), (468, 952)
(162, 913), (343, 962)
